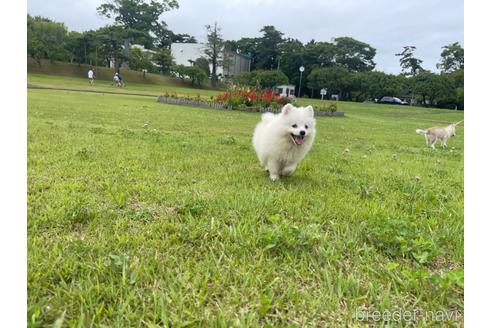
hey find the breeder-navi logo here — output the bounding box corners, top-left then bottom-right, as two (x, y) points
(355, 308), (463, 323)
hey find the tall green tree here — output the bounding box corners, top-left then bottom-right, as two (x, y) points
(304, 41), (337, 68)
(152, 48), (174, 74)
(128, 47), (155, 71)
(437, 42), (464, 73)
(234, 37), (261, 69)
(27, 15), (69, 64)
(194, 57), (210, 77)
(256, 26), (284, 70)
(277, 38), (305, 84)
(65, 31), (99, 65)
(204, 22), (224, 87)
(333, 37), (376, 72)
(97, 0), (178, 34)
(411, 71), (453, 106)
(93, 25), (126, 68)
(307, 66), (352, 99)
(395, 46), (424, 76)
(349, 71), (409, 101)
(97, 0), (179, 67)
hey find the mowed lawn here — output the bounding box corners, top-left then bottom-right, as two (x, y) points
(28, 87), (464, 327)
(28, 73), (221, 98)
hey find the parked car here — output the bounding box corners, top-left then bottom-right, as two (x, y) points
(378, 96), (409, 105)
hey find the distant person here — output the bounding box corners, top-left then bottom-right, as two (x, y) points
(112, 72), (121, 87)
(118, 72), (125, 87)
(88, 68), (94, 85)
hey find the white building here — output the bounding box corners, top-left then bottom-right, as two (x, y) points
(170, 43), (250, 80)
(275, 84), (296, 98)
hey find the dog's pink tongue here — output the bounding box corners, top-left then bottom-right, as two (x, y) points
(295, 136), (304, 145)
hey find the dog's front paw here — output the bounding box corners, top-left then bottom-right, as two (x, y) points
(269, 174), (279, 181)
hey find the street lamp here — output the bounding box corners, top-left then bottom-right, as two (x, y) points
(277, 50), (284, 70)
(298, 66), (305, 97)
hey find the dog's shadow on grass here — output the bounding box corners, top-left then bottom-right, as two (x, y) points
(258, 172), (321, 188)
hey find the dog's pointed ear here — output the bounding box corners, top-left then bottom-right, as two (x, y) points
(282, 103), (294, 115)
(305, 105), (314, 117)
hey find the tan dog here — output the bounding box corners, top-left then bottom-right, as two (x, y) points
(416, 120), (463, 149)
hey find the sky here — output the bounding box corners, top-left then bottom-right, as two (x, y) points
(27, 0), (464, 74)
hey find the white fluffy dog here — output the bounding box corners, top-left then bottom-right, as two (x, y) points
(253, 104), (316, 181)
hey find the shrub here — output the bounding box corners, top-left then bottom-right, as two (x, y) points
(327, 101), (338, 112)
(236, 70), (289, 89)
(171, 65), (208, 86)
(276, 96), (292, 106)
(232, 72), (252, 86)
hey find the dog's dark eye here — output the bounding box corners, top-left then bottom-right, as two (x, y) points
(292, 124), (297, 128)
(305, 125), (308, 129)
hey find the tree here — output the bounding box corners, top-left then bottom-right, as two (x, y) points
(349, 71), (409, 101)
(173, 33), (197, 44)
(27, 15), (47, 65)
(65, 31), (97, 65)
(395, 46), (424, 76)
(252, 70), (289, 89)
(129, 47), (155, 72)
(437, 42), (464, 73)
(93, 25), (127, 68)
(194, 57), (210, 77)
(152, 48), (174, 74)
(436, 69), (464, 109)
(172, 65), (207, 86)
(97, 0), (179, 67)
(234, 37), (261, 70)
(333, 37), (376, 72)
(304, 41), (337, 68)
(230, 70), (288, 89)
(204, 22), (224, 87)
(27, 15), (69, 64)
(450, 69), (464, 109)
(411, 71), (453, 106)
(307, 67), (352, 99)
(256, 26), (284, 70)
(275, 38), (305, 89)
(97, 0), (178, 35)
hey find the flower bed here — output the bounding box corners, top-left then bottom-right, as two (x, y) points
(157, 87), (345, 117)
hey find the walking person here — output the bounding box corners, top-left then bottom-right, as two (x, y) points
(112, 72), (121, 87)
(118, 72), (125, 87)
(88, 68), (94, 85)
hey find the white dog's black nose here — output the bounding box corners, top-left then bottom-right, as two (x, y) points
(300, 130), (306, 136)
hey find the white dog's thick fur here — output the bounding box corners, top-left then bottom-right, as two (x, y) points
(416, 120), (463, 149)
(253, 104), (316, 181)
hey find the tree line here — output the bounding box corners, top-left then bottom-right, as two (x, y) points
(27, 0), (464, 109)
(227, 27), (463, 109)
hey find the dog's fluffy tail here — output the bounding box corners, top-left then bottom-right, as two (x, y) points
(261, 112), (275, 123)
(415, 129), (427, 135)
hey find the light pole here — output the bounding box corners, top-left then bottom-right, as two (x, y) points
(277, 50), (284, 70)
(298, 66), (305, 97)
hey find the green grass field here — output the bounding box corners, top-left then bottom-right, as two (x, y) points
(28, 78), (464, 327)
(28, 73), (221, 98)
